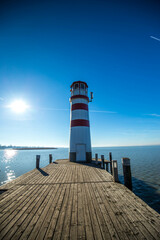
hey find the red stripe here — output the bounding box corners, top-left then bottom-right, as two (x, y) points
(71, 119), (90, 127)
(70, 95), (89, 101)
(72, 103), (88, 111)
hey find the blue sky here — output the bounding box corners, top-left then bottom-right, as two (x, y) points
(0, 0), (160, 147)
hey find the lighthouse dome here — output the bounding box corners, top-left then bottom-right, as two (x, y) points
(70, 81), (88, 97)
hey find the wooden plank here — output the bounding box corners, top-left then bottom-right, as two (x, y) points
(0, 185), (38, 228)
(109, 183), (160, 239)
(6, 185), (49, 240)
(96, 182), (130, 240)
(84, 182), (103, 240)
(44, 184), (67, 239)
(77, 183), (86, 239)
(60, 183), (74, 239)
(0, 185), (24, 202)
(1, 185), (49, 240)
(86, 168), (112, 240)
(18, 185), (53, 240)
(0, 185), (27, 210)
(82, 168), (103, 240)
(0, 160), (160, 240)
(0, 185), (42, 239)
(92, 183), (120, 240)
(79, 166), (84, 183)
(105, 182), (154, 240)
(27, 184), (59, 240)
(34, 184), (61, 240)
(70, 183), (78, 239)
(98, 182), (138, 240)
(81, 182), (94, 240)
(52, 183), (70, 239)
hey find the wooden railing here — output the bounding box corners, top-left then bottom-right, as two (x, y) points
(94, 153), (132, 191)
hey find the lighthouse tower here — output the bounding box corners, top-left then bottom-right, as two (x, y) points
(69, 81), (92, 162)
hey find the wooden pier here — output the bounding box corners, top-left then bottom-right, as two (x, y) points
(0, 159), (160, 239)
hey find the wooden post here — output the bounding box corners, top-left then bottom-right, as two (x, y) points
(122, 158), (132, 191)
(36, 155), (40, 169)
(95, 153), (98, 165)
(112, 160), (119, 182)
(101, 155), (105, 169)
(49, 154), (52, 164)
(109, 152), (112, 175)
(106, 162), (109, 172)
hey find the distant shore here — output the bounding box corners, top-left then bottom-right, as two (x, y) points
(11, 147), (57, 150)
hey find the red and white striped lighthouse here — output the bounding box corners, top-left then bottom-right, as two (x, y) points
(69, 81), (92, 162)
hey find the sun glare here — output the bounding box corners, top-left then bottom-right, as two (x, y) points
(9, 100), (29, 113)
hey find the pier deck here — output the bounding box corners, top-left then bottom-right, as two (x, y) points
(0, 159), (160, 239)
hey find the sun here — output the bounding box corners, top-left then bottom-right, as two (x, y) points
(9, 100), (29, 113)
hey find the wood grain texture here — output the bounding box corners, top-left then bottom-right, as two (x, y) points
(0, 159), (160, 240)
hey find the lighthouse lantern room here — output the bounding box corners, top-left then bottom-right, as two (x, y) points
(69, 81), (92, 162)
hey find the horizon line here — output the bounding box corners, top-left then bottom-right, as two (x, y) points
(1, 144), (160, 148)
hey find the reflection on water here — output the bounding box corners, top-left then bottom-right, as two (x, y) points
(1, 150), (17, 184)
(6, 170), (16, 182)
(4, 149), (17, 161)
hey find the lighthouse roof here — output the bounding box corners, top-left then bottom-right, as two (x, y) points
(70, 81), (88, 88)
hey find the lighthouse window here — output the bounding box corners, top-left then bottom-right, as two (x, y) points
(80, 83), (85, 89)
(74, 83), (79, 89)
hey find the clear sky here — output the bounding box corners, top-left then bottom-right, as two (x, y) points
(0, 0), (160, 147)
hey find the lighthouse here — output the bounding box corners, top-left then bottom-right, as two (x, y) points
(69, 81), (92, 162)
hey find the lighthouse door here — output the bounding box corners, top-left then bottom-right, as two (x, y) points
(76, 144), (86, 162)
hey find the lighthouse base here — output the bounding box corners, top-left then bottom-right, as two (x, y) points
(69, 152), (92, 163)
(69, 152), (76, 162)
(86, 152), (92, 163)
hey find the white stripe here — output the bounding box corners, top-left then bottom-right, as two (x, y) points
(71, 98), (88, 104)
(71, 109), (89, 120)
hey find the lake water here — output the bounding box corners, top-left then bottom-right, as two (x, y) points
(0, 146), (160, 213)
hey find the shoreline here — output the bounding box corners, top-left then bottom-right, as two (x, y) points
(11, 147), (57, 150)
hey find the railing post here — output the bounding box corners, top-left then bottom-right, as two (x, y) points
(109, 152), (112, 175)
(95, 153), (98, 165)
(106, 162), (109, 172)
(49, 154), (52, 164)
(112, 160), (119, 182)
(36, 155), (40, 169)
(101, 155), (105, 169)
(122, 158), (132, 191)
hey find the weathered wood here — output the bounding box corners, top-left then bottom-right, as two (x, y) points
(100, 182), (137, 240)
(112, 160), (119, 182)
(45, 184), (66, 239)
(95, 153), (98, 165)
(36, 155), (40, 169)
(105, 162), (109, 172)
(70, 183), (78, 239)
(101, 155), (105, 169)
(0, 159), (160, 240)
(109, 152), (113, 174)
(122, 158), (132, 191)
(49, 154), (52, 164)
